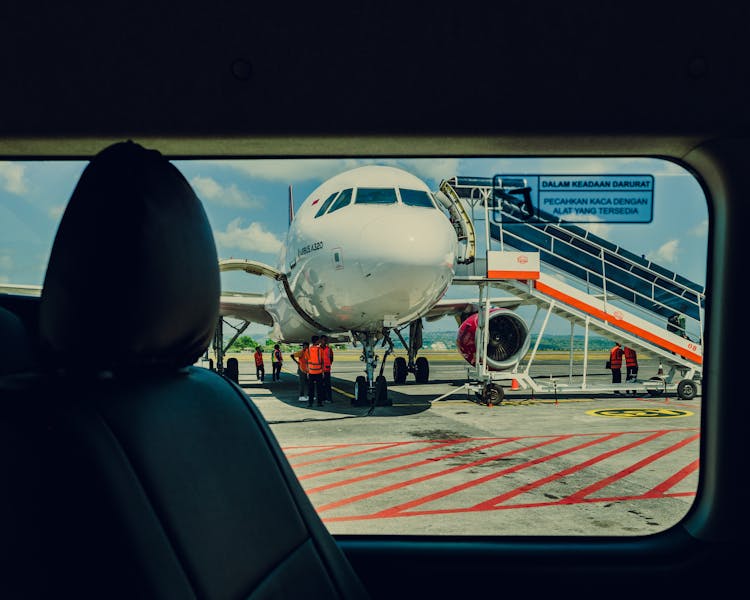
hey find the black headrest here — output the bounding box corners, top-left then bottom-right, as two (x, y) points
(39, 141), (220, 371)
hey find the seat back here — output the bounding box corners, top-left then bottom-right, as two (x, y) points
(2, 142), (368, 599)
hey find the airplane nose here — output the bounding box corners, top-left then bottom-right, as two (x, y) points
(358, 208), (456, 270)
(356, 208), (456, 318)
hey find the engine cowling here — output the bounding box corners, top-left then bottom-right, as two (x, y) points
(456, 308), (530, 370)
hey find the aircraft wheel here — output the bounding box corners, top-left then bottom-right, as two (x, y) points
(375, 375), (391, 406)
(353, 375), (369, 406)
(393, 356), (408, 384)
(415, 356), (429, 383)
(677, 379), (698, 400)
(647, 376), (665, 397)
(484, 383), (504, 406)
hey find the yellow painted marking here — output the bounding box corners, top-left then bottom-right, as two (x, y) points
(586, 408), (694, 418)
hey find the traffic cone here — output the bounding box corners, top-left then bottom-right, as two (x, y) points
(511, 379), (519, 390)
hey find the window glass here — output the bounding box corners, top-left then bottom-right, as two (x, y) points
(355, 187), (397, 204)
(315, 191), (339, 217)
(327, 188), (352, 214)
(0, 156), (708, 539)
(400, 188), (436, 208)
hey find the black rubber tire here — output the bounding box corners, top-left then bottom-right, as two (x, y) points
(375, 375), (390, 406)
(677, 379), (698, 400)
(415, 356), (429, 383)
(354, 375), (369, 406)
(393, 356), (408, 384)
(485, 383), (504, 406)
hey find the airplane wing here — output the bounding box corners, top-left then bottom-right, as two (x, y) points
(0, 283), (277, 329)
(220, 292), (274, 326)
(218, 258), (279, 326)
(0, 284), (42, 297)
(425, 296), (524, 323)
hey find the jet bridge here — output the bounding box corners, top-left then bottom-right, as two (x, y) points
(437, 176), (705, 402)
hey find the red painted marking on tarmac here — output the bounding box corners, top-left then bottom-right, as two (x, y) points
(562, 433), (700, 503)
(474, 430), (673, 510)
(314, 431), (700, 523)
(290, 441), (409, 468)
(284, 440), (409, 457)
(648, 458), (700, 496)
(297, 440), (466, 480)
(371, 432), (625, 518)
(313, 435), (572, 512)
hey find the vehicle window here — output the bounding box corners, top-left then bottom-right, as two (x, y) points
(315, 191), (339, 218)
(399, 188), (436, 208)
(327, 188), (352, 214)
(0, 156), (707, 539)
(354, 187), (398, 204)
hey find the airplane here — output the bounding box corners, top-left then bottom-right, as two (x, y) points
(214, 164), (523, 405)
(0, 2), (745, 599)
(0, 162), (528, 407)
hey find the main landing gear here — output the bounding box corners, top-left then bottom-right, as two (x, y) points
(392, 319), (430, 384)
(352, 332), (393, 407)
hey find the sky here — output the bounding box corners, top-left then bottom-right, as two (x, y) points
(0, 155), (708, 338)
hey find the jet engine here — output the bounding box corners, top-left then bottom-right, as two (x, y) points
(456, 308), (530, 370)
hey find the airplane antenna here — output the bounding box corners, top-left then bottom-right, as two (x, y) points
(288, 185), (295, 226)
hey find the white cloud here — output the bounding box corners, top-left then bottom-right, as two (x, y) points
(690, 219), (709, 237)
(214, 218), (283, 254)
(213, 158), (463, 187)
(579, 218), (612, 238)
(214, 159), (361, 183)
(0, 162), (27, 195)
(48, 205), (65, 220)
(190, 176), (261, 209)
(650, 239), (680, 264)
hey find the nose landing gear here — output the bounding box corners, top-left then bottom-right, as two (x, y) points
(353, 331), (393, 407)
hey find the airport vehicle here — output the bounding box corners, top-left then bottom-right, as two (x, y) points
(0, 2), (745, 599)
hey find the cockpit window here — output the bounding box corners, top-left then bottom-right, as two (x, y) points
(314, 192), (339, 218)
(327, 188), (353, 214)
(355, 187), (397, 204)
(399, 188), (436, 208)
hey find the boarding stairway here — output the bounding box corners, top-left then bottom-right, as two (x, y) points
(440, 176), (705, 384)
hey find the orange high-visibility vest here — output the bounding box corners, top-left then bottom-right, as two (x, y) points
(322, 346), (332, 372)
(624, 347), (638, 367)
(294, 348), (309, 373)
(609, 346), (623, 369)
(254, 351), (264, 366)
(307, 345), (323, 375)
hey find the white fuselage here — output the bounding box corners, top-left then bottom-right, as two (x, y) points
(265, 166), (458, 342)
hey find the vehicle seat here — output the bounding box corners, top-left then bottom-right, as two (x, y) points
(0, 306), (35, 375)
(6, 141), (368, 599)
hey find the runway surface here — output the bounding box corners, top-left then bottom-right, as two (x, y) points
(230, 351), (701, 536)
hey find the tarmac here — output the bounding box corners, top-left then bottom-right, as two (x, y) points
(221, 351), (701, 537)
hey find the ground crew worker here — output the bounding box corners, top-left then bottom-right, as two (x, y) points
(624, 346), (638, 382)
(291, 341), (309, 402)
(271, 343), (283, 382)
(306, 335), (324, 407)
(623, 345), (639, 395)
(253, 346), (265, 383)
(609, 342), (624, 391)
(320, 335), (334, 403)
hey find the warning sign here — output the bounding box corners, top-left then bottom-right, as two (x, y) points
(586, 408), (693, 418)
(493, 174), (654, 224)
